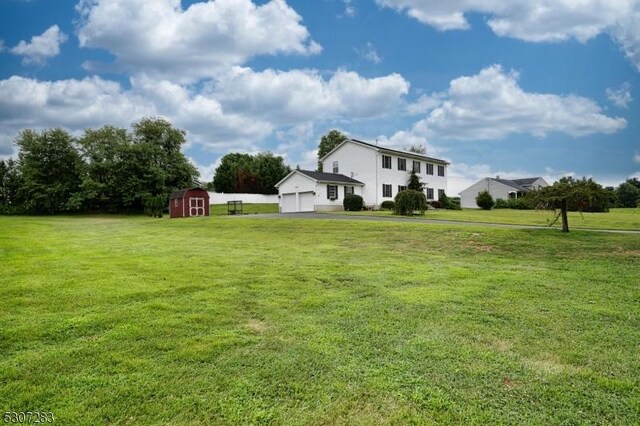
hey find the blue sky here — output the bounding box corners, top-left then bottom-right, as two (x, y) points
(0, 0), (638, 194)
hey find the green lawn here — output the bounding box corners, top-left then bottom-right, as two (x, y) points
(210, 203), (278, 216)
(1, 215), (639, 424)
(333, 207), (640, 230)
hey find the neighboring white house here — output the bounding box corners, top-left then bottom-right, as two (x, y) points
(275, 169), (365, 213)
(278, 138), (447, 212)
(459, 177), (548, 209)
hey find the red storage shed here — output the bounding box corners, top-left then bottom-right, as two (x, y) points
(169, 188), (210, 218)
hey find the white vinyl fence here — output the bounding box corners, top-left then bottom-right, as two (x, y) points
(208, 192), (279, 205)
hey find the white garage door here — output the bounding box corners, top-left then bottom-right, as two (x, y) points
(281, 193), (297, 213)
(299, 192), (315, 212)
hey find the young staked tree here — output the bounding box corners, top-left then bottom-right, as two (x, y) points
(317, 130), (347, 171)
(530, 178), (610, 232)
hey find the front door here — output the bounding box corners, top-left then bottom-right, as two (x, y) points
(190, 197), (205, 216)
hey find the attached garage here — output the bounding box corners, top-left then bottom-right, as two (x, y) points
(275, 170), (364, 213)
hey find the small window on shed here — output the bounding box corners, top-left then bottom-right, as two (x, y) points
(174, 199), (178, 207)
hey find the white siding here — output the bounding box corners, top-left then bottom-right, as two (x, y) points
(322, 141), (448, 208)
(315, 183), (363, 212)
(322, 143), (378, 206)
(459, 179), (520, 209)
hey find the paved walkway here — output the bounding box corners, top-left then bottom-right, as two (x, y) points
(237, 212), (640, 235)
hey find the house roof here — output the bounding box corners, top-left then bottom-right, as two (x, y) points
(169, 187), (208, 200)
(492, 178), (529, 192)
(275, 169), (364, 187)
(320, 138), (450, 165)
(511, 177), (542, 186)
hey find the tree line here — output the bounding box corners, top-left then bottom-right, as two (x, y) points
(0, 118), (199, 215)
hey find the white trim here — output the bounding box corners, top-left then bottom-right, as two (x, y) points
(189, 197), (205, 216)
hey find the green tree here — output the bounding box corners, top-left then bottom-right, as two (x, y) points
(254, 152), (291, 194)
(407, 144), (427, 154)
(394, 189), (427, 216)
(407, 170), (424, 191)
(77, 125), (131, 212)
(530, 177), (610, 232)
(317, 130), (347, 171)
(476, 190), (494, 210)
(17, 128), (85, 214)
(615, 181), (640, 207)
(0, 159), (23, 208)
(212, 153), (255, 193)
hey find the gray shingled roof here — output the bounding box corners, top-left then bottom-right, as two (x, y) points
(511, 177), (541, 186)
(297, 170), (364, 185)
(349, 138), (449, 165)
(492, 178), (529, 192)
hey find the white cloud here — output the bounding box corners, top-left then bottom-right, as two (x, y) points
(634, 152), (640, 164)
(375, 0), (640, 70)
(76, 0), (321, 82)
(606, 82), (633, 108)
(0, 75), (271, 155)
(213, 67), (410, 124)
(342, 0), (356, 17)
(357, 43), (382, 64)
(411, 65), (626, 140)
(10, 25), (67, 65)
(405, 93), (445, 115)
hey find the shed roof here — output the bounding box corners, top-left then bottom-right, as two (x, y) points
(169, 187), (208, 200)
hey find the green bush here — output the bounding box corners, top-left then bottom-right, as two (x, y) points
(394, 189), (427, 216)
(476, 191), (494, 210)
(507, 197), (534, 210)
(343, 194), (364, 211)
(380, 200), (395, 210)
(430, 200), (443, 209)
(494, 198), (509, 209)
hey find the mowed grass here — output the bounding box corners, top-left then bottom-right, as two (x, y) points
(210, 203), (278, 216)
(335, 207), (640, 230)
(0, 215), (639, 424)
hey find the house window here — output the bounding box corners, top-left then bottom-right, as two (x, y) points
(327, 185), (338, 200)
(397, 158), (406, 171)
(438, 189), (445, 200)
(426, 188), (434, 200)
(382, 184), (392, 198)
(398, 185), (407, 193)
(344, 186), (354, 197)
(426, 163), (434, 175)
(413, 160), (421, 173)
(333, 161), (339, 174)
(438, 165), (445, 176)
(382, 155), (392, 169)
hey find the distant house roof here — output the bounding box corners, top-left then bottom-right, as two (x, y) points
(511, 177), (542, 186)
(275, 169), (364, 187)
(492, 178), (529, 192)
(169, 187), (208, 200)
(320, 138), (450, 165)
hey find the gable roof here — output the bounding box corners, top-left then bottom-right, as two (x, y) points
(320, 138), (450, 165)
(275, 169), (364, 187)
(492, 178), (529, 192)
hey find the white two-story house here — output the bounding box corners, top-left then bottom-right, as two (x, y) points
(276, 138), (449, 212)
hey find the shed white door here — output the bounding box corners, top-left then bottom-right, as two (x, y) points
(299, 192), (315, 212)
(281, 193), (297, 213)
(189, 197), (205, 216)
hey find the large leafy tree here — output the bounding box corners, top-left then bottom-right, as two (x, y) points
(0, 159), (23, 211)
(212, 153), (255, 193)
(615, 180), (640, 207)
(77, 125), (131, 212)
(530, 177), (610, 232)
(317, 129), (347, 171)
(211, 152), (290, 194)
(17, 128), (84, 214)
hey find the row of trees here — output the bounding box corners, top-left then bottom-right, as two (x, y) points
(210, 152), (290, 194)
(605, 178), (640, 208)
(0, 118), (199, 214)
